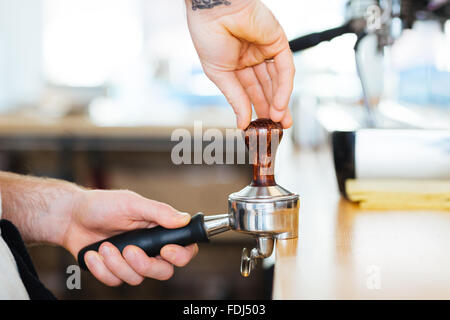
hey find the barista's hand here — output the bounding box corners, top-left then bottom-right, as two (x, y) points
(186, 0), (295, 129)
(62, 190), (198, 286)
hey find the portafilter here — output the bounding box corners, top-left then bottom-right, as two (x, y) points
(78, 119), (299, 277)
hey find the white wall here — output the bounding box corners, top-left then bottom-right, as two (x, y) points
(0, 0), (43, 111)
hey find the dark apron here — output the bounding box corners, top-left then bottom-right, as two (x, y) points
(0, 219), (56, 300)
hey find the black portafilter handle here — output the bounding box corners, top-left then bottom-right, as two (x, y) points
(77, 213), (209, 271)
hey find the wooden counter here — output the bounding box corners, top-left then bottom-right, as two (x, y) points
(272, 144), (450, 299)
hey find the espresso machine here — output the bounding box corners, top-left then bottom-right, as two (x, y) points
(289, 0), (450, 128)
(78, 119), (300, 277)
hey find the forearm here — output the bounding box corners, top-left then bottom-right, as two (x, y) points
(0, 171), (83, 245)
(186, 0), (234, 11)
(185, 0), (254, 18)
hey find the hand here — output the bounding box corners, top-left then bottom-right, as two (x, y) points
(62, 189), (198, 286)
(186, 0), (295, 129)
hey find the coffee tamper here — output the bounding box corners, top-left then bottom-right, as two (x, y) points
(78, 119), (299, 277)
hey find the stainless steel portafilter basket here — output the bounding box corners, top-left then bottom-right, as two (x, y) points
(229, 184), (299, 276)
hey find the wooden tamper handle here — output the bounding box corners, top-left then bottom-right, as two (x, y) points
(244, 118), (283, 187)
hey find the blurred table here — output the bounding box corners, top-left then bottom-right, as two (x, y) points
(0, 113), (234, 151)
(272, 145), (450, 299)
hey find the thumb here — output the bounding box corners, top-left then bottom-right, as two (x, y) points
(128, 193), (191, 229)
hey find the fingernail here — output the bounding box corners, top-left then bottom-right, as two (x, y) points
(175, 211), (191, 220)
(85, 252), (97, 266)
(100, 244), (110, 256)
(124, 247), (136, 260)
(164, 248), (176, 259)
(163, 247), (177, 259)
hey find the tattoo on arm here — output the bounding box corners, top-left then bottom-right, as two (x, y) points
(191, 0), (231, 10)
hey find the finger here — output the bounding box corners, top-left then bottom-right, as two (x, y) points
(125, 192), (191, 229)
(236, 67), (270, 119)
(280, 107), (293, 129)
(267, 62), (285, 122)
(254, 62), (273, 111)
(123, 245), (175, 281)
(84, 251), (123, 287)
(270, 107), (286, 122)
(267, 61), (278, 100)
(206, 70), (252, 129)
(99, 242), (144, 286)
(273, 48), (295, 112)
(160, 244), (199, 267)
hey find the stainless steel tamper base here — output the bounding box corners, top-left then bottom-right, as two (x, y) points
(228, 184), (300, 277)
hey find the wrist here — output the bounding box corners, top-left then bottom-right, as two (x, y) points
(1, 174), (86, 246)
(41, 183), (86, 247)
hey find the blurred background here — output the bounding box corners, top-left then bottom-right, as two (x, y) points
(0, 0), (449, 299)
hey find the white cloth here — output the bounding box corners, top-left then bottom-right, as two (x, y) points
(0, 194), (30, 299)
